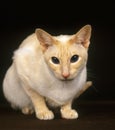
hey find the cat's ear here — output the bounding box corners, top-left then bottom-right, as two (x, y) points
(73, 25), (92, 48)
(35, 29), (54, 50)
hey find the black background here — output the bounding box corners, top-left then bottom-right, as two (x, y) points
(0, 1), (115, 104)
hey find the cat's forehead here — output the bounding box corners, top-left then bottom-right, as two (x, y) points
(54, 35), (72, 43)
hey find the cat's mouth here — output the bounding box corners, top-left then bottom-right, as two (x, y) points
(60, 77), (74, 81)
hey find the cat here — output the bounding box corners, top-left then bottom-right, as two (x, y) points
(3, 25), (92, 120)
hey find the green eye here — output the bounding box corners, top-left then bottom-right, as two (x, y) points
(70, 55), (79, 63)
(51, 57), (60, 64)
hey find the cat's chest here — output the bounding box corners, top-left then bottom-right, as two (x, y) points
(36, 78), (85, 105)
(29, 63), (86, 105)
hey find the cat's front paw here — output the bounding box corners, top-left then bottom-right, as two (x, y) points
(61, 108), (78, 119)
(36, 110), (54, 120)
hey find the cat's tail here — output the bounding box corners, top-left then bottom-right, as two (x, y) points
(77, 81), (92, 98)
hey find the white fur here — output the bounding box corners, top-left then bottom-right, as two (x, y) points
(54, 35), (72, 43)
(3, 33), (87, 108)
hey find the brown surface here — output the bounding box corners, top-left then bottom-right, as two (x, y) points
(0, 100), (115, 130)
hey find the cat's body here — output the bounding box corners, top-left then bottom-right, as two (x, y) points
(3, 25), (92, 120)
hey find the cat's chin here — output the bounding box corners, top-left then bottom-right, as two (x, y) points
(59, 78), (75, 81)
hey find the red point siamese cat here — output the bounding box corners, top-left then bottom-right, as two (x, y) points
(3, 25), (92, 120)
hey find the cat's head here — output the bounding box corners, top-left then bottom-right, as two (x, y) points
(35, 25), (92, 80)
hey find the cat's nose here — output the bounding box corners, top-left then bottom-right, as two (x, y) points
(62, 73), (70, 79)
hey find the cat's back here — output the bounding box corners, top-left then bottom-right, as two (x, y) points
(19, 33), (40, 49)
(7, 32), (45, 86)
(13, 33), (43, 65)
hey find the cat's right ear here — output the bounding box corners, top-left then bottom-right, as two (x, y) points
(35, 29), (54, 51)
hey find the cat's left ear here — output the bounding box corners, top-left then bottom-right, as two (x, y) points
(35, 29), (55, 51)
(73, 25), (92, 48)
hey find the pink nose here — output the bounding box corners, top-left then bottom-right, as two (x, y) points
(62, 73), (70, 78)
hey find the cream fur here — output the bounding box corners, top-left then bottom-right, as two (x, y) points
(3, 25), (92, 120)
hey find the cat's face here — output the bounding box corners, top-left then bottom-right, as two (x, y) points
(43, 39), (88, 80)
(36, 25), (91, 80)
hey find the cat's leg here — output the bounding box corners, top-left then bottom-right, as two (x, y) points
(22, 106), (34, 115)
(23, 85), (54, 120)
(60, 81), (92, 119)
(60, 101), (78, 119)
(11, 103), (34, 115)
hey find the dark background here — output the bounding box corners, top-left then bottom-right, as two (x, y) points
(0, 1), (115, 104)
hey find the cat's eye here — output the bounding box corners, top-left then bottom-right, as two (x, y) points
(51, 57), (60, 64)
(70, 55), (79, 63)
